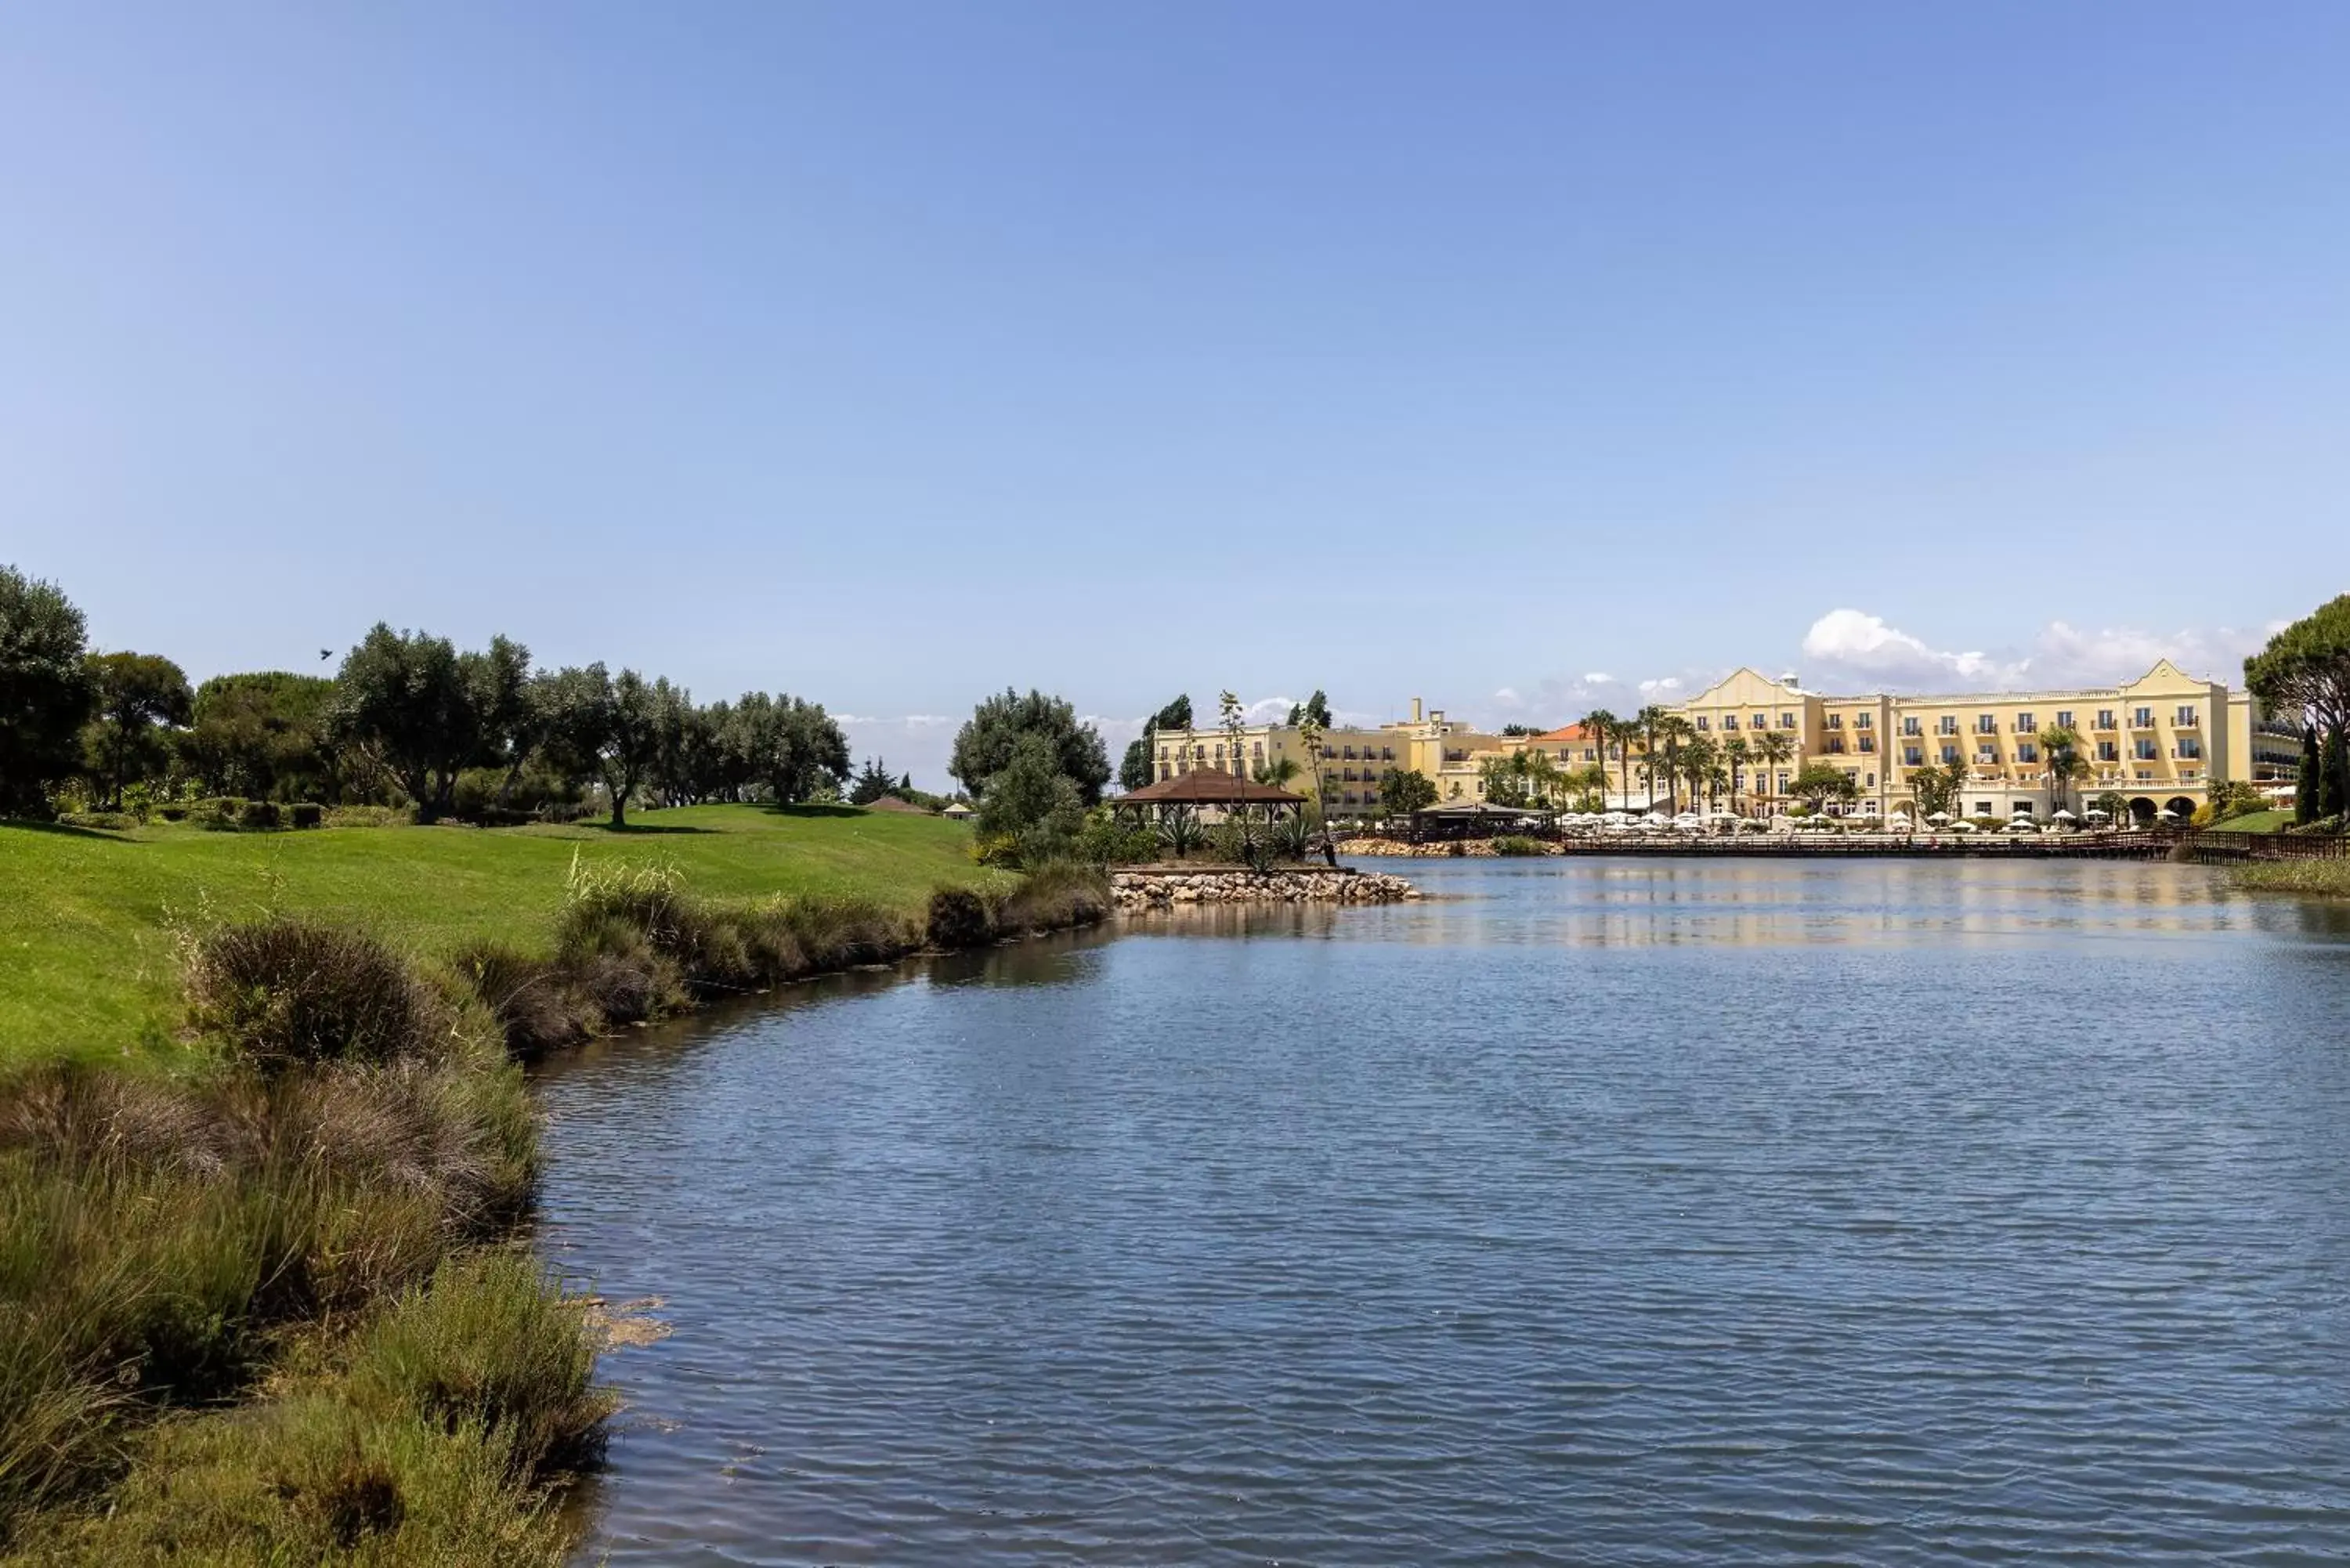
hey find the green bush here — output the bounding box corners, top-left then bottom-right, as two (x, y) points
(324, 804), (404, 829)
(239, 799), (282, 830)
(289, 800), (324, 829)
(56, 811), (136, 833)
(1491, 835), (1547, 856)
(992, 862), (1110, 934)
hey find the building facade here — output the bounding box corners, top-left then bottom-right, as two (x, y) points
(1132, 661), (2294, 825)
(1668, 660), (2298, 822)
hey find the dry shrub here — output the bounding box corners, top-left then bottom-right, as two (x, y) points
(452, 945), (595, 1060)
(992, 862), (1110, 935)
(186, 919), (448, 1072)
(927, 887), (996, 950)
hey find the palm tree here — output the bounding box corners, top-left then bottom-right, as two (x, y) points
(1579, 708), (1621, 808)
(1654, 714), (1695, 813)
(1680, 733), (1720, 815)
(1253, 755), (1301, 787)
(1755, 729), (1795, 815)
(2040, 724), (2087, 812)
(1633, 705), (1670, 811)
(1724, 735), (1752, 815)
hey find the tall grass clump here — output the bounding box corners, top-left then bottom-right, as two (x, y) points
(185, 919), (450, 1072)
(0, 912), (545, 1542)
(990, 861), (1110, 934)
(18, 1252), (608, 1564)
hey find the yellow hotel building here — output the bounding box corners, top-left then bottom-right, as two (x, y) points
(1670, 661), (2298, 823)
(1143, 661), (2298, 824)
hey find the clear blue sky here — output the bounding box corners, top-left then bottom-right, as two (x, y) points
(5, 3), (2347, 784)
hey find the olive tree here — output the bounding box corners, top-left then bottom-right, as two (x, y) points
(0, 565), (94, 816)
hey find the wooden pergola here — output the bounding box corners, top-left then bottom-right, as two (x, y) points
(1112, 769), (1307, 823)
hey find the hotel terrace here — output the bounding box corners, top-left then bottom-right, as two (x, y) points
(1142, 662), (2301, 825)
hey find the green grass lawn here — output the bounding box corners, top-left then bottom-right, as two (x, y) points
(0, 804), (1000, 1069)
(2208, 810), (2294, 833)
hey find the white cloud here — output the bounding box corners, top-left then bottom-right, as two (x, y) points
(1582, 672), (1614, 685)
(1799, 608), (2280, 693)
(1636, 676), (1683, 699)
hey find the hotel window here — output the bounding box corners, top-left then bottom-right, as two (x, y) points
(1779, 712), (1796, 729)
(1904, 746), (1923, 766)
(1941, 745), (1959, 764)
(2097, 741), (2117, 761)
(1827, 714), (1843, 730)
(2096, 710), (2116, 729)
(1697, 716), (1710, 731)
(2135, 739), (2159, 761)
(1156, 746), (1168, 761)
(2177, 738), (2202, 760)
(2176, 705), (2199, 727)
(1976, 714), (1997, 734)
(1858, 736), (1875, 753)
(1902, 717), (1921, 735)
(2055, 710), (2073, 730)
(2017, 742), (2038, 763)
(1976, 747), (1998, 764)
(2016, 713), (2035, 732)
(1723, 714), (1739, 731)
(1752, 712), (1767, 729)
(1825, 737), (1846, 754)
(1855, 713), (1873, 730)
(1939, 717), (1958, 735)
(2134, 707), (2154, 728)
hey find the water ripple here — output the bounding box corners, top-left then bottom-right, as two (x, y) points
(537, 859), (2350, 1564)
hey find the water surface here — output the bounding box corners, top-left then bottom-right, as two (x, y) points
(536, 859), (2350, 1564)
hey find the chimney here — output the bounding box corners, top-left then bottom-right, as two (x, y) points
(1411, 696), (1423, 723)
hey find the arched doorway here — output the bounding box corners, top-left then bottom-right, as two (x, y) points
(2165, 796), (2197, 822)
(2128, 797), (2158, 826)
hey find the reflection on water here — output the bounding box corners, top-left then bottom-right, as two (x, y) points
(536, 860), (2350, 1565)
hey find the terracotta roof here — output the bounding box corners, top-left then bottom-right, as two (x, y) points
(1534, 723), (1595, 743)
(1115, 769), (1306, 807)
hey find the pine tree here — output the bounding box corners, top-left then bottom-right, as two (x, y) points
(2323, 726), (2350, 822)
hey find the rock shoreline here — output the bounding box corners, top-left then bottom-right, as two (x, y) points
(1111, 869), (1420, 910)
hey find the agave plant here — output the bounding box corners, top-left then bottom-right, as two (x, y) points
(1155, 804), (1205, 859)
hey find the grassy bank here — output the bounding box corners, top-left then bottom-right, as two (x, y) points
(2208, 810), (2294, 833)
(2233, 858), (2350, 898)
(1, 806), (1108, 1559)
(1, 804), (1006, 1068)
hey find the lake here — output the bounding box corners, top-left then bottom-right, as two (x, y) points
(534, 858), (2350, 1565)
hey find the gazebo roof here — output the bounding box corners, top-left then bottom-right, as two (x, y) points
(1415, 800), (1553, 818)
(1115, 770), (1305, 807)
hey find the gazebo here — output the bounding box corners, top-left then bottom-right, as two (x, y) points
(1112, 769), (1307, 825)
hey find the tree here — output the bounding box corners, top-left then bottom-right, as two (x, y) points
(180, 672), (342, 802)
(1654, 715), (1694, 813)
(2039, 723), (2088, 813)
(2092, 789), (2129, 825)
(0, 565), (96, 816)
(1754, 729), (1795, 814)
(1791, 760), (1859, 813)
(331, 624), (480, 822)
(1379, 767), (1437, 818)
(849, 756), (898, 805)
(1579, 708), (1622, 808)
(2247, 595), (2350, 829)
(1285, 690), (1332, 729)
(974, 732), (1085, 858)
(1723, 735), (1752, 814)
(468, 635), (538, 803)
(1679, 733), (1721, 814)
(81, 651), (193, 807)
(1120, 693), (1192, 792)
(535, 664), (663, 827)
(951, 688), (1111, 804)
(1908, 758), (1969, 822)
(2296, 727), (2322, 826)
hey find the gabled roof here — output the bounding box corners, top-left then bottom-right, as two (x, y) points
(1115, 769), (1306, 807)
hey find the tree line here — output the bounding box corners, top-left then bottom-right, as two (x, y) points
(0, 564), (851, 826)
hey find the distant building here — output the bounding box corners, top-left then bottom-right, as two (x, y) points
(1144, 663), (2295, 826)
